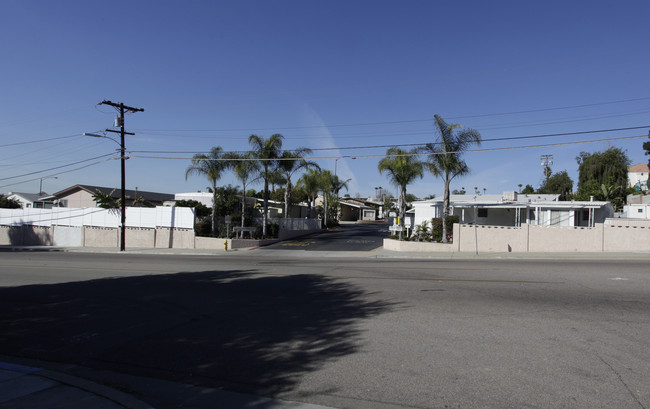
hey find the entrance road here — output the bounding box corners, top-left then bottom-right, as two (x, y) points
(0, 252), (648, 409)
(265, 222), (390, 251)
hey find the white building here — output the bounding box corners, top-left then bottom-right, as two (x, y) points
(623, 203), (650, 219)
(6, 192), (56, 209)
(412, 191), (613, 228)
(628, 163), (649, 191)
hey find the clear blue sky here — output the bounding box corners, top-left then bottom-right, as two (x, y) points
(2, 1), (649, 199)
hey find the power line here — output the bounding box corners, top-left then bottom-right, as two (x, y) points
(0, 158), (117, 189)
(0, 153), (118, 181)
(128, 134), (648, 161)
(0, 134), (82, 148)
(131, 96), (650, 133)
(128, 125), (650, 155)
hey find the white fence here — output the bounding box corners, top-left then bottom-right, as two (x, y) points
(0, 206), (195, 229)
(279, 218), (321, 231)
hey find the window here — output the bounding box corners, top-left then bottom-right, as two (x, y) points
(478, 208), (488, 218)
(639, 209), (644, 213)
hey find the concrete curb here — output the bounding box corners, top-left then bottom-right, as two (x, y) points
(0, 362), (154, 409)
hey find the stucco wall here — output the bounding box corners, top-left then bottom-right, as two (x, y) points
(386, 222), (649, 253)
(383, 238), (456, 252)
(155, 228), (195, 249)
(125, 228), (156, 248)
(528, 224), (603, 252)
(0, 225), (53, 245)
(83, 226), (118, 247)
(195, 236), (229, 250)
(53, 225), (83, 247)
(604, 225), (650, 252)
(457, 224), (528, 252)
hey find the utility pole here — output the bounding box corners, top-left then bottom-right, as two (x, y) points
(540, 154), (553, 183)
(98, 100), (144, 251)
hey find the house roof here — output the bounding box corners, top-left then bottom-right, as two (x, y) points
(413, 192), (560, 206)
(339, 200), (374, 209)
(628, 163), (649, 172)
(50, 184), (174, 202)
(7, 192), (47, 202)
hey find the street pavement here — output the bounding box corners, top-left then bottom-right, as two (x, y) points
(0, 228), (650, 409)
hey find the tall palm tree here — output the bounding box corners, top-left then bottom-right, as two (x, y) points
(185, 146), (225, 236)
(378, 147), (423, 240)
(248, 133), (284, 237)
(421, 115), (481, 242)
(277, 148), (319, 218)
(224, 152), (260, 238)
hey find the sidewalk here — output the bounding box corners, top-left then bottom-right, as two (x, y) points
(0, 362), (152, 409)
(2, 244), (649, 260)
(0, 360), (337, 409)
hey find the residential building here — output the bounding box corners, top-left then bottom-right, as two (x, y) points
(412, 191), (613, 228)
(5, 192), (56, 209)
(46, 185), (174, 208)
(628, 163), (649, 191)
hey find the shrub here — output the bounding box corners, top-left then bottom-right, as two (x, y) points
(430, 216), (459, 242)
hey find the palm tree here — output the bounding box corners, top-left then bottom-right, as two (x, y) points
(298, 168), (322, 218)
(421, 114), (481, 242)
(320, 170), (350, 227)
(224, 152), (260, 237)
(277, 148), (319, 218)
(185, 147), (226, 236)
(378, 147), (423, 240)
(248, 133), (284, 237)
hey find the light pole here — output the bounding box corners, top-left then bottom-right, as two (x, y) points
(87, 100), (144, 252)
(39, 176), (57, 195)
(334, 156), (356, 176)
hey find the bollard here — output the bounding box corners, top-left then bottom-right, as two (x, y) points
(224, 240), (228, 251)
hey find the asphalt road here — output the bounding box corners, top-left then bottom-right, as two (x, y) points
(265, 222), (390, 251)
(0, 252), (649, 409)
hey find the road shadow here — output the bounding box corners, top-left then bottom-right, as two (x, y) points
(0, 269), (395, 396)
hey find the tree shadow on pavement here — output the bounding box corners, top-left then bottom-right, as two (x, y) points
(0, 269), (395, 397)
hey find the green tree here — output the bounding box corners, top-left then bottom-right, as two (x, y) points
(185, 146), (226, 236)
(248, 134), (284, 237)
(0, 194), (22, 209)
(538, 170), (574, 200)
(224, 152), (260, 237)
(521, 184), (535, 194)
(212, 184), (241, 220)
(174, 199), (210, 218)
(378, 147), (423, 240)
(576, 147), (630, 203)
(421, 115), (481, 243)
(92, 189), (119, 210)
(318, 170), (350, 227)
(277, 148), (319, 218)
(298, 169), (323, 218)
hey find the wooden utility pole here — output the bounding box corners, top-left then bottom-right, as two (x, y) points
(98, 100), (144, 251)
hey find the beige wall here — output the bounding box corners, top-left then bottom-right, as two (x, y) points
(0, 226), (52, 245)
(387, 222), (650, 253)
(457, 224), (528, 253)
(155, 228), (195, 249)
(528, 224), (603, 252)
(604, 225), (650, 252)
(125, 228), (156, 248)
(60, 190), (97, 208)
(83, 226), (118, 247)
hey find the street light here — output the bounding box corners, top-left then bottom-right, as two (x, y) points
(39, 176), (58, 196)
(334, 156), (357, 176)
(84, 131), (128, 251)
